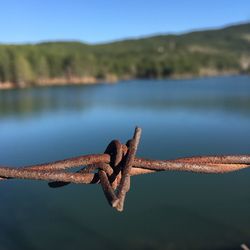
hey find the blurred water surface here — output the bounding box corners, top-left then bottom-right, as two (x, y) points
(0, 75), (250, 250)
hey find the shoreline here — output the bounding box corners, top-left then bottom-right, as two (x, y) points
(0, 72), (248, 90)
(0, 76), (117, 90)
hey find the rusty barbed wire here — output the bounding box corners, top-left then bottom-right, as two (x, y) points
(0, 127), (250, 211)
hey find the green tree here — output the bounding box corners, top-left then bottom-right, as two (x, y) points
(0, 49), (11, 82)
(37, 56), (50, 79)
(13, 55), (34, 87)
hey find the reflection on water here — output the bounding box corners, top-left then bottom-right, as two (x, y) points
(1, 75), (250, 117)
(0, 75), (250, 250)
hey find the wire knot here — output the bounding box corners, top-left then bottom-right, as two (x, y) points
(96, 127), (142, 211)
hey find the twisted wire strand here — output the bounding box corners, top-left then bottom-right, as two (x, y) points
(0, 127), (249, 211)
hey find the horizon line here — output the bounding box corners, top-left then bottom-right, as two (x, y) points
(0, 20), (249, 46)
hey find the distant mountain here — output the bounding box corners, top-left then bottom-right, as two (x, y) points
(0, 22), (250, 89)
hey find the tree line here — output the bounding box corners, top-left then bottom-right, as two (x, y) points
(0, 23), (249, 87)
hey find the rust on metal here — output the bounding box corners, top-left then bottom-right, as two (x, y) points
(0, 127), (249, 212)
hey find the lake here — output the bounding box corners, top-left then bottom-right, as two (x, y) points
(0, 75), (250, 250)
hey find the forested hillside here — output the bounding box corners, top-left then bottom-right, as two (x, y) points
(0, 22), (250, 88)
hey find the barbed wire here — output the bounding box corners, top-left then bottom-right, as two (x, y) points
(0, 127), (250, 211)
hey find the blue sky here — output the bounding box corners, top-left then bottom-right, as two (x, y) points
(0, 0), (249, 44)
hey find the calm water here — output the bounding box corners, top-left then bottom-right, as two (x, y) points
(0, 76), (250, 250)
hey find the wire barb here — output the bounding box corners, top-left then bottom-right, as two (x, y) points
(0, 127), (250, 212)
(113, 127), (142, 211)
